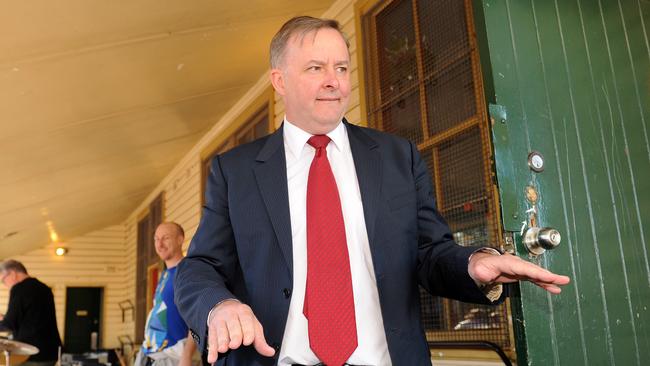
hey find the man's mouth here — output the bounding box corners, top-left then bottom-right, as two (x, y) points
(316, 97), (340, 102)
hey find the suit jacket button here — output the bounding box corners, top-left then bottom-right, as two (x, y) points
(190, 329), (200, 343)
(271, 342), (281, 352)
(282, 288), (291, 299)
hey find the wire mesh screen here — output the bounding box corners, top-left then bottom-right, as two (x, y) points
(425, 58), (477, 135)
(374, 0), (423, 143)
(362, 0), (512, 356)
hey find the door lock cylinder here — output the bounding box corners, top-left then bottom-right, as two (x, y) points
(523, 227), (561, 256)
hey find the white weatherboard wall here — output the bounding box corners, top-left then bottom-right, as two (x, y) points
(163, 162), (202, 247)
(0, 225), (130, 349)
(123, 219), (138, 345)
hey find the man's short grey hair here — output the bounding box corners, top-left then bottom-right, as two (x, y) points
(269, 15), (349, 68)
(0, 259), (28, 274)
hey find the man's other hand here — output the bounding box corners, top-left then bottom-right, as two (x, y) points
(468, 252), (571, 294)
(206, 299), (275, 363)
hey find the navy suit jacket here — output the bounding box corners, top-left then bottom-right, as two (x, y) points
(175, 121), (498, 366)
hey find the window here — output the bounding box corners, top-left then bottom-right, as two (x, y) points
(135, 193), (164, 343)
(360, 0), (512, 356)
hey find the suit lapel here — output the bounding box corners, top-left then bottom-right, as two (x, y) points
(345, 121), (382, 254)
(253, 126), (293, 276)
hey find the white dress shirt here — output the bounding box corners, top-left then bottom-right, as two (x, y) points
(278, 119), (392, 366)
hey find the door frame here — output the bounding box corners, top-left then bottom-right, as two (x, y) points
(63, 285), (104, 352)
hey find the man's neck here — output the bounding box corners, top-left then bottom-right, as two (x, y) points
(164, 256), (183, 269)
(15, 273), (29, 282)
(283, 117), (342, 135)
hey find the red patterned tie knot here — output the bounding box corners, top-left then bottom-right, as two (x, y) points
(308, 135), (331, 150)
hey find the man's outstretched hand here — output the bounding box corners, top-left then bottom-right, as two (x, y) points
(468, 252), (571, 294)
(206, 300), (275, 363)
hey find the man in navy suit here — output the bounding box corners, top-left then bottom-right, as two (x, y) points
(174, 16), (569, 366)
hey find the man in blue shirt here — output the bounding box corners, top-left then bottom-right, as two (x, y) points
(137, 222), (197, 366)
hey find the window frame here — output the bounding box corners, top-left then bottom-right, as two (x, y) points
(200, 88), (275, 205)
(134, 192), (165, 343)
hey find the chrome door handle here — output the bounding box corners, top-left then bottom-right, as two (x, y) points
(523, 227), (561, 255)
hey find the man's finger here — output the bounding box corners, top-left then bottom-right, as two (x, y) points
(252, 317), (275, 357)
(215, 318), (230, 354)
(512, 262), (571, 285)
(239, 312), (256, 346)
(533, 281), (563, 294)
(207, 319), (220, 364)
(226, 315), (243, 349)
(498, 255), (571, 285)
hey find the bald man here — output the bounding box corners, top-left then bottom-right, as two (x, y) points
(136, 222), (197, 366)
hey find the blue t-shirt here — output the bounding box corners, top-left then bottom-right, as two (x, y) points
(141, 266), (188, 354)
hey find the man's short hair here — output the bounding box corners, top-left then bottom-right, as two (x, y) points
(0, 259), (28, 274)
(269, 15), (349, 68)
(158, 222), (185, 238)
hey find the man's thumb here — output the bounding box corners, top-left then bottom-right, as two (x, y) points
(253, 320), (275, 357)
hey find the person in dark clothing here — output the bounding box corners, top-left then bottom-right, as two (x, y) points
(0, 260), (61, 366)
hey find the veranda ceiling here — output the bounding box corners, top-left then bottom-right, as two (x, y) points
(0, 0), (336, 258)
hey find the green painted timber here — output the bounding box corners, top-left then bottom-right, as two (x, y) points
(479, 0), (650, 365)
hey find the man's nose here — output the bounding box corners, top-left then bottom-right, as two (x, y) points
(322, 68), (340, 89)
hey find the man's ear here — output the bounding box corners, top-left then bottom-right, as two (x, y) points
(269, 68), (285, 96)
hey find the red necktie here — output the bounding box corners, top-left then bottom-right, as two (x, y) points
(304, 135), (358, 366)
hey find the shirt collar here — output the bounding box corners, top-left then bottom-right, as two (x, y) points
(283, 117), (347, 159)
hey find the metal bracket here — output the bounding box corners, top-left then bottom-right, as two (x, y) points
(118, 300), (134, 322)
(489, 103), (508, 126)
(503, 232), (515, 254)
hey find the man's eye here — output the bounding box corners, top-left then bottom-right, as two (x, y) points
(336, 66), (348, 73)
(308, 66), (321, 71)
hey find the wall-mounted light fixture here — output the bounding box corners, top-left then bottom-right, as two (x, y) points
(55, 247), (68, 256)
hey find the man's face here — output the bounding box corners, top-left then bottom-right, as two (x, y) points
(0, 270), (17, 289)
(271, 28), (351, 135)
(154, 224), (183, 262)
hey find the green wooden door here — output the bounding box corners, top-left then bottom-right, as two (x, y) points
(479, 0), (650, 365)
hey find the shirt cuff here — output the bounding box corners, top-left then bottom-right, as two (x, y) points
(206, 298), (241, 327)
(469, 247), (503, 302)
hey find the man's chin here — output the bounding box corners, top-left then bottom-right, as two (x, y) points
(289, 114), (344, 134)
(314, 111), (345, 124)
(311, 118), (343, 133)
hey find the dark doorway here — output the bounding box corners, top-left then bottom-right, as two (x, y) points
(64, 287), (103, 353)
